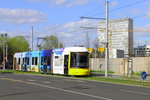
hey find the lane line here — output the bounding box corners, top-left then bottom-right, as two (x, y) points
(27, 79), (38, 82)
(26, 82), (112, 100)
(64, 79), (85, 83)
(120, 89), (150, 96)
(43, 81), (51, 83)
(0, 78), (112, 100)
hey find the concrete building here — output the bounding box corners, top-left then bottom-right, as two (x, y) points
(97, 17), (133, 58)
(134, 45), (150, 57)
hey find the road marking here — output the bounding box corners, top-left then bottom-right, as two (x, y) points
(64, 79), (85, 83)
(25, 82), (112, 100)
(0, 78), (112, 100)
(64, 79), (75, 81)
(43, 81), (51, 83)
(27, 79), (38, 82)
(120, 89), (150, 96)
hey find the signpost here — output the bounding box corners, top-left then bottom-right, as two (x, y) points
(141, 71), (147, 86)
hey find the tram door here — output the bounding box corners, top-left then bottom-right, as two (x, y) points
(64, 55), (69, 75)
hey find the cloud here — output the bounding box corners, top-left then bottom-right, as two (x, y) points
(129, 8), (141, 14)
(111, 1), (118, 7)
(145, 12), (150, 18)
(118, 8), (142, 17)
(28, 0), (94, 7)
(3, 19), (98, 48)
(0, 8), (46, 24)
(66, 0), (90, 7)
(44, 20), (98, 47)
(60, 32), (73, 37)
(134, 24), (150, 37)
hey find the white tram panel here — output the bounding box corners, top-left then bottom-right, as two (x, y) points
(14, 53), (22, 70)
(52, 47), (88, 74)
(53, 48), (64, 74)
(63, 47), (88, 53)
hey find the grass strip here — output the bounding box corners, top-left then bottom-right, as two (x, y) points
(0, 70), (150, 87)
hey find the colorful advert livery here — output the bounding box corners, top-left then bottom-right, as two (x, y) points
(13, 47), (90, 76)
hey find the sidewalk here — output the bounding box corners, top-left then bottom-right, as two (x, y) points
(91, 72), (150, 82)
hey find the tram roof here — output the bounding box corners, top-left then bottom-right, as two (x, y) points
(64, 47), (88, 52)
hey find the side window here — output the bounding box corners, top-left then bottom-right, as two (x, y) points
(35, 57), (38, 65)
(23, 58), (25, 63)
(32, 57), (34, 65)
(41, 57), (43, 65)
(47, 56), (51, 66)
(71, 53), (76, 67)
(27, 57), (29, 65)
(25, 57), (27, 64)
(18, 58), (20, 64)
(64, 55), (69, 67)
(55, 56), (59, 58)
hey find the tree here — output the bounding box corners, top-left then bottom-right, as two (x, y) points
(41, 35), (63, 50)
(0, 36), (30, 67)
(7, 36), (30, 62)
(8, 36), (30, 52)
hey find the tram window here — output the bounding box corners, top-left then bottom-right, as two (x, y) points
(76, 53), (89, 68)
(47, 56), (51, 65)
(23, 58), (25, 63)
(70, 52), (89, 68)
(41, 57), (43, 65)
(70, 53), (76, 67)
(27, 57), (29, 65)
(35, 57), (38, 65)
(43, 56), (50, 65)
(25, 57), (27, 64)
(55, 56), (59, 59)
(18, 58), (20, 64)
(64, 55), (69, 66)
(32, 57), (34, 65)
(44, 56), (47, 62)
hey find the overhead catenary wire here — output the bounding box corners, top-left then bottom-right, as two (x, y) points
(82, 6), (101, 16)
(132, 13), (150, 19)
(39, 0), (148, 42)
(90, 0), (147, 17)
(44, 0), (147, 34)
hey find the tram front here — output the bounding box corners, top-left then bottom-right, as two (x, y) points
(69, 52), (90, 76)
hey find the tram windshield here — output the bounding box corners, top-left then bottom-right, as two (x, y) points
(70, 52), (89, 68)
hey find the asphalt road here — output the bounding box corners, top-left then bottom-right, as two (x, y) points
(0, 73), (150, 100)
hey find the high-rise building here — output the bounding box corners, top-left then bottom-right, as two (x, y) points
(134, 45), (150, 57)
(97, 17), (133, 58)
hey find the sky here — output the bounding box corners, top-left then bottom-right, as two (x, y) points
(0, 0), (150, 50)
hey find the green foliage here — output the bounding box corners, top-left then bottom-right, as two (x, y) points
(91, 70), (115, 74)
(41, 35), (63, 50)
(8, 36), (30, 53)
(1, 70), (150, 87)
(0, 36), (30, 63)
